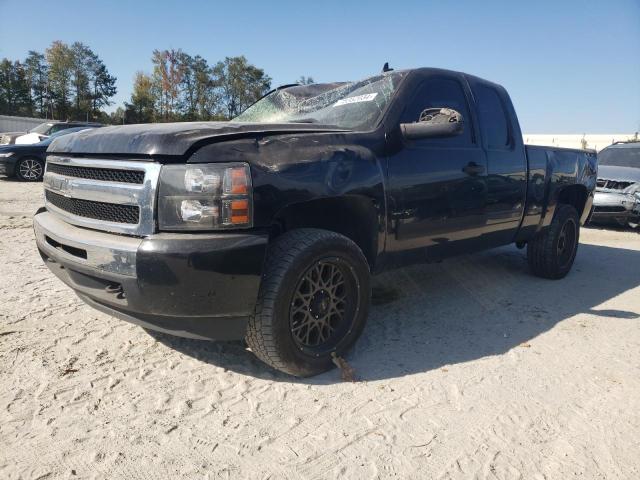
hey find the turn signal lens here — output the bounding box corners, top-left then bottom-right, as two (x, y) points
(224, 199), (250, 225)
(223, 167), (249, 195)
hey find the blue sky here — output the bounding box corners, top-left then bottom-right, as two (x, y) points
(1, 0), (638, 133)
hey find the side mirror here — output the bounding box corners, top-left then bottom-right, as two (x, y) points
(400, 107), (464, 140)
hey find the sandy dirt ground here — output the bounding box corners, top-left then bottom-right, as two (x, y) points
(1, 178), (639, 480)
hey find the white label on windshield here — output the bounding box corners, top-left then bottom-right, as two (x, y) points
(334, 93), (378, 107)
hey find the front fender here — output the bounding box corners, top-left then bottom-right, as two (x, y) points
(188, 133), (387, 232)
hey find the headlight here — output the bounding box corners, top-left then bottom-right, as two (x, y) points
(0, 152), (14, 158)
(158, 163), (252, 230)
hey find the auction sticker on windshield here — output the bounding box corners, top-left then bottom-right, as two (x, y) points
(334, 93), (378, 107)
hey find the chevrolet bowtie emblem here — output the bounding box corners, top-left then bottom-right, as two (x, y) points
(51, 176), (71, 197)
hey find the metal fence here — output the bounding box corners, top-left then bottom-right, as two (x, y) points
(0, 115), (49, 133)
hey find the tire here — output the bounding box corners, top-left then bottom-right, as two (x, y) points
(246, 228), (371, 377)
(527, 204), (580, 279)
(16, 157), (44, 181)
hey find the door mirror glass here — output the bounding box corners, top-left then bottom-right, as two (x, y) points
(400, 107), (464, 140)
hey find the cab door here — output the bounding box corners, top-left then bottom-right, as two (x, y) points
(469, 81), (527, 247)
(386, 75), (488, 260)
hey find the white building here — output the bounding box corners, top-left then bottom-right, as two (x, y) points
(524, 133), (638, 152)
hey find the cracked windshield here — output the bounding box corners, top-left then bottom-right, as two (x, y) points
(234, 72), (407, 130)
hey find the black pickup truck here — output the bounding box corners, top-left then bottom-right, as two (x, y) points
(34, 68), (597, 376)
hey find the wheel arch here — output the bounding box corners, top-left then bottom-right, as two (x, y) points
(556, 184), (589, 216)
(270, 195), (380, 271)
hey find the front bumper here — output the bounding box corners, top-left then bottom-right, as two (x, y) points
(0, 156), (17, 177)
(591, 191), (640, 226)
(34, 210), (268, 340)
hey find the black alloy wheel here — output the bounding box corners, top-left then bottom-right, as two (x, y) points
(246, 229), (371, 377)
(527, 204), (580, 279)
(289, 258), (358, 355)
(556, 217), (577, 270)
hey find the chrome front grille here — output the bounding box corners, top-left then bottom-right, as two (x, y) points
(47, 163), (146, 184)
(44, 156), (162, 236)
(45, 190), (140, 224)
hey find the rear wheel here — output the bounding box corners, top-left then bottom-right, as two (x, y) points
(16, 157), (44, 181)
(527, 204), (580, 279)
(246, 228), (371, 377)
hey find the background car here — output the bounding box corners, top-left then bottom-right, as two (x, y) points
(0, 131), (28, 145)
(591, 141), (640, 228)
(0, 127), (96, 181)
(14, 121), (102, 145)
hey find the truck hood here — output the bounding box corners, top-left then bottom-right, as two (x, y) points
(598, 165), (640, 183)
(47, 121), (349, 157)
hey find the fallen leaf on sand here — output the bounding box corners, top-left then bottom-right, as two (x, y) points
(60, 356), (79, 376)
(331, 352), (356, 382)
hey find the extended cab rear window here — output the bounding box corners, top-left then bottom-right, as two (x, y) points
(474, 85), (510, 149)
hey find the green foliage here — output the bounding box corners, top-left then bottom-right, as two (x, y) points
(0, 40), (117, 121)
(151, 49), (184, 121)
(91, 60), (117, 113)
(46, 41), (75, 119)
(24, 51), (48, 117)
(0, 59), (31, 116)
(124, 72), (155, 123)
(179, 54), (216, 120)
(126, 52), (270, 123)
(297, 76), (314, 85)
(1, 43), (273, 124)
(109, 106), (126, 125)
(212, 56), (272, 119)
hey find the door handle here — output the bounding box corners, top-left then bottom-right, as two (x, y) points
(462, 162), (485, 176)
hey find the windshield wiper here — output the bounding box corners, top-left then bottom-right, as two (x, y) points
(288, 118), (318, 123)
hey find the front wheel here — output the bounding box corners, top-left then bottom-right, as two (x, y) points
(16, 157), (44, 181)
(246, 229), (371, 377)
(527, 204), (580, 279)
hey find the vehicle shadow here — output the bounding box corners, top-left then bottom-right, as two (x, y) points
(148, 242), (640, 383)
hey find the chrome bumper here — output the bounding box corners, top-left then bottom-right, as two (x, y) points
(593, 191), (639, 212)
(34, 211), (141, 277)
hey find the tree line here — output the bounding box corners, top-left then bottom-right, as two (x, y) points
(0, 40), (315, 125)
(0, 41), (117, 122)
(120, 50), (275, 124)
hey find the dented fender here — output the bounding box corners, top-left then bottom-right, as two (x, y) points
(189, 132), (388, 256)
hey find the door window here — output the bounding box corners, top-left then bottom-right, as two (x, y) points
(402, 77), (474, 146)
